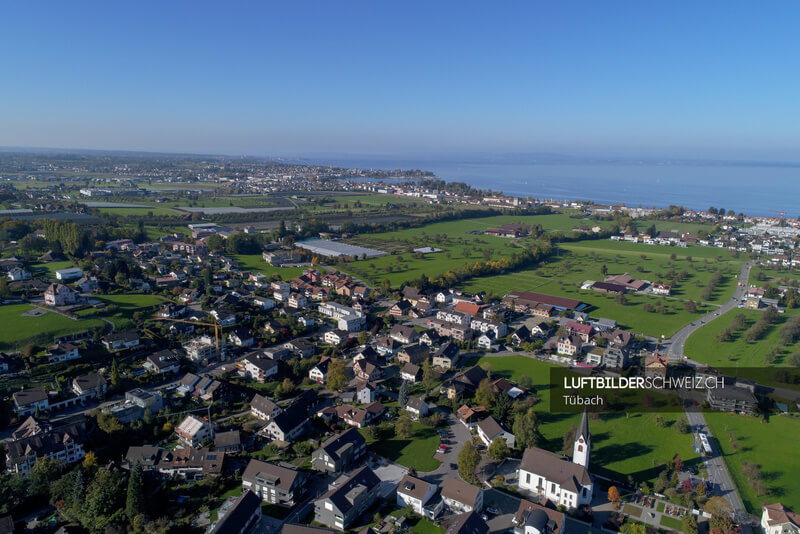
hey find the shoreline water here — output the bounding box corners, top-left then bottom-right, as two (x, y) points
(323, 158), (799, 218)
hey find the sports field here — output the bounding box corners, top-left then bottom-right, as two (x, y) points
(475, 356), (700, 483)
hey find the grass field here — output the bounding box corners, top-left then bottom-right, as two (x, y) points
(704, 411), (800, 512)
(750, 265), (800, 285)
(29, 260), (79, 279)
(660, 514), (685, 531)
(360, 421), (441, 472)
(231, 254), (305, 278)
(96, 294), (167, 329)
(0, 304), (105, 349)
(685, 308), (800, 367)
(461, 240), (743, 336)
(476, 356), (700, 483)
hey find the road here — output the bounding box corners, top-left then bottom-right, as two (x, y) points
(684, 409), (750, 525)
(664, 261), (752, 360)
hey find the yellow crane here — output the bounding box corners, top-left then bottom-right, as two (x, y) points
(155, 317), (222, 359)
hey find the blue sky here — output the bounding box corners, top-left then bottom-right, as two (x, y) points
(2, 1), (800, 160)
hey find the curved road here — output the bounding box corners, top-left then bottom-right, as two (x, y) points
(664, 261), (752, 360)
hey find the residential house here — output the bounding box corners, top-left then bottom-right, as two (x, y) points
(357, 383), (377, 404)
(644, 353), (669, 379)
(125, 445), (224, 481)
(71, 373), (107, 400)
(476, 416), (515, 448)
(353, 358), (383, 382)
(210, 490), (261, 534)
(432, 342), (460, 370)
(5, 415), (90, 474)
(444, 512), (489, 534)
(144, 349), (181, 374)
(215, 431), (242, 453)
(556, 335), (582, 357)
(389, 300), (413, 317)
(175, 415), (215, 447)
(251, 393), (282, 422)
(238, 352), (280, 382)
(311, 428), (367, 474)
(324, 329), (350, 346)
(46, 342), (80, 363)
(565, 321), (593, 343)
(396, 474), (443, 519)
(284, 338), (315, 358)
(44, 283), (78, 306)
(334, 402), (385, 428)
(12, 388), (49, 416)
(398, 344), (429, 365)
(310, 357), (332, 384)
(389, 325), (419, 344)
(228, 327), (255, 348)
(405, 396), (429, 420)
(400, 362), (422, 383)
(313, 466), (380, 531)
(441, 477), (484, 514)
(242, 459), (307, 506)
(264, 403), (310, 443)
(102, 330), (140, 351)
(456, 405), (487, 429)
(707, 386), (758, 415)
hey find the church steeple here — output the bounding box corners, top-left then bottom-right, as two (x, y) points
(573, 408), (591, 468)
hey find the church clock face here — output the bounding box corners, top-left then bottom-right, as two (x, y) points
(579, 438), (584, 443)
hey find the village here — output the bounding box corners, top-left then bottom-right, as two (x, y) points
(2, 199), (800, 534)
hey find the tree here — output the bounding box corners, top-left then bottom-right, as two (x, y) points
(675, 417), (690, 434)
(395, 416), (412, 439)
(422, 359), (436, 395)
(475, 378), (496, 408)
(696, 481), (706, 496)
(601, 264), (608, 277)
(608, 486), (621, 505)
(110, 358), (120, 390)
(280, 378), (296, 396)
(492, 390), (512, 425)
(684, 300), (697, 313)
(487, 437), (510, 460)
(562, 424), (577, 455)
(82, 451), (98, 473)
(683, 514), (699, 534)
(457, 441), (481, 484)
(673, 453), (683, 472)
(513, 409), (541, 450)
(398, 380), (409, 408)
(126, 463), (145, 521)
(326, 358), (348, 391)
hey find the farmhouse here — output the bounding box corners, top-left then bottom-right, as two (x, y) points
(503, 291), (584, 312)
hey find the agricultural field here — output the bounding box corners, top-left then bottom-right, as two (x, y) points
(462, 241), (743, 336)
(359, 421), (441, 472)
(684, 308), (800, 368)
(231, 254), (305, 279)
(0, 304), (104, 349)
(704, 411), (800, 512)
(749, 264), (800, 285)
(97, 206), (185, 216)
(475, 356), (700, 483)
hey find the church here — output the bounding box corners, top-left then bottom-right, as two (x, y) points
(517, 409), (593, 510)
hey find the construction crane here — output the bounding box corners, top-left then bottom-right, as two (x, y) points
(154, 317), (222, 359)
(769, 209), (788, 221)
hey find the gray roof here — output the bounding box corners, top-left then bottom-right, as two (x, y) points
(398, 474), (435, 501)
(211, 490), (261, 534)
(444, 511), (489, 534)
(519, 447), (591, 493)
(441, 477), (481, 506)
(316, 428), (366, 462)
(477, 416), (506, 440)
(576, 409), (590, 443)
(13, 387), (48, 406)
(316, 466), (379, 514)
(242, 459), (302, 492)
